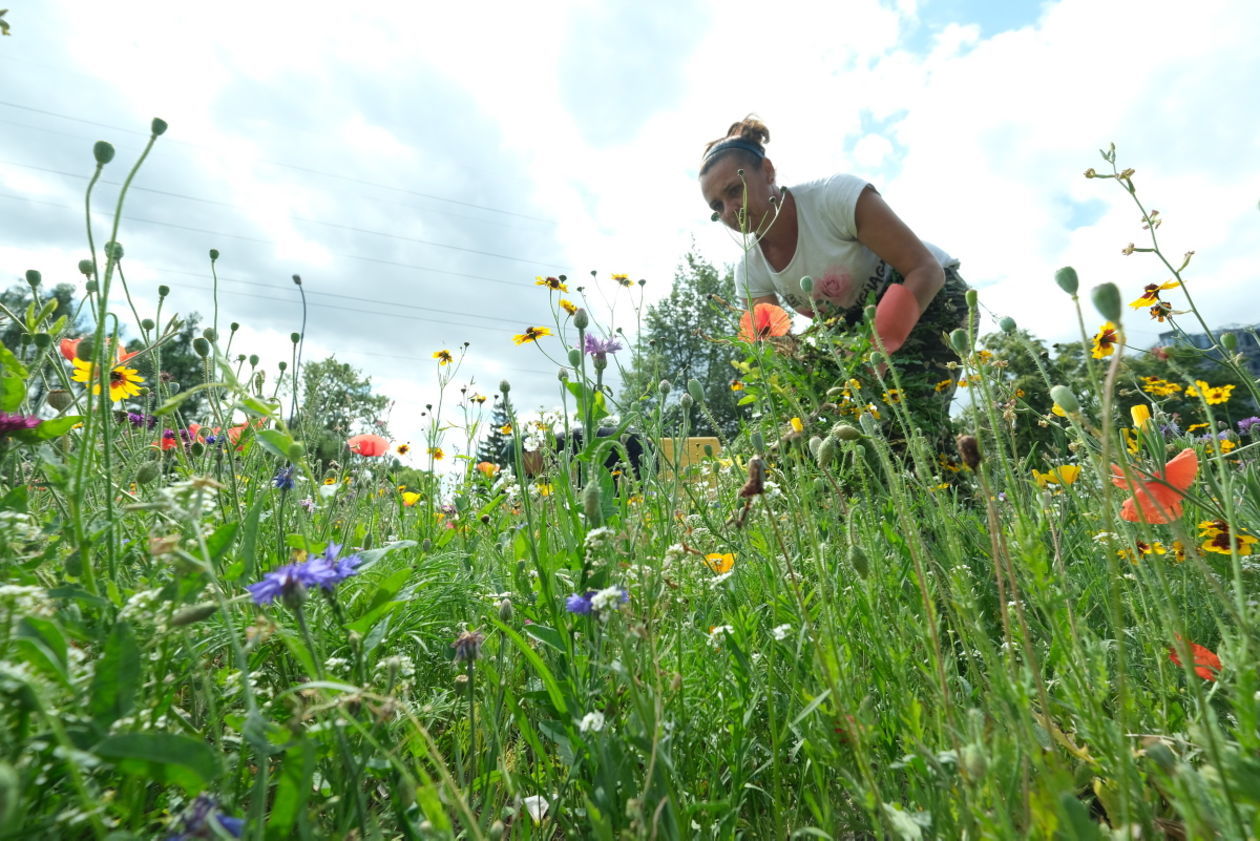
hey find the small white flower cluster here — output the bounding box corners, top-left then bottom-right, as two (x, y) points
(771, 624), (792, 641)
(663, 543), (687, 572)
(708, 625), (734, 648)
(578, 710), (605, 733)
(374, 654), (415, 689)
(0, 584), (55, 629)
(118, 588), (169, 632)
(324, 656), (351, 673)
(589, 587), (623, 614)
(156, 477), (221, 520)
(584, 527), (615, 553)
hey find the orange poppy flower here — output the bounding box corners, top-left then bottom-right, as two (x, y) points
(60, 337), (140, 364)
(738, 303), (791, 342)
(347, 433), (390, 457)
(1109, 447), (1197, 524)
(475, 461), (500, 477)
(1168, 636), (1221, 680)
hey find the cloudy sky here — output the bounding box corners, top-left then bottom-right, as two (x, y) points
(2, 0), (1258, 465)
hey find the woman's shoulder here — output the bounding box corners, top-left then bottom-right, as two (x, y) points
(792, 173), (871, 203)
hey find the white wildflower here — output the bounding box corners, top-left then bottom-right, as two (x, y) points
(578, 710), (605, 733)
(771, 624), (792, 641)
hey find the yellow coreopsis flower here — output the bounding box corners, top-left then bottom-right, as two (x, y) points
(1185, 380), (1234, 405)
(70, 358), (144, 402)
(1129, 280), (1180, 309)
(559, 298), (578, 315)
(428, 447), (445, 460)
(789, 417), (805, 433)
(1091, 322), (1119, 359)
(513, 326), (553, 345)
(536, 276), (569, 292)
(433, 349), (453, 366)
(704, 553), (735, 574)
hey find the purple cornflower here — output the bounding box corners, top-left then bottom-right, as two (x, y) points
(246, 544), (360, 606)
(166, 794), (244, 840)
(583, 334), (623, 357)
(566, 591), (595, 615)
(1197, 430), (1232, 443)
(1159, 421), (1182, 438)
(298, 497), (316, 512)
(1238, 416), (1260, 435)
(273, 465), (297, 491)
(126, 412), (156, 429)
(0, 413), (41, 434)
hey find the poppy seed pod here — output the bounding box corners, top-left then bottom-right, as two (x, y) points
(93, 141), (115, 165)
(248, 354), (259, 367)
(157, 285), (170, 297)
(965, 289), (978, 308)
(680, 393), (693, 410)
(230, 322), (240, 332)
(1049, 384), (1081, 415)
(78, 259), (95, 277)
(171, 604), (219, 627)
(192, 337), (211, 358)
(141, 318), (155, 331)
(999, 316), (1017, 333)
(291, 274), (302, 286)
(808, 436), (824, 458)
(949, 329), (970, 354)
(817, 435), (838, 468)
(25, 270), (41, 288)
(573, 308), (590, 330)
(150, 117), (168, 136)
(202, 328), (218, 343)
(1054, 266), (1079, 295)
(287, 443), (305, 460)
(687, 378), (706, 405)
(104, 241), (124, 261)
(847, 544), (870, 578)
(84, 281), (98, 294)
(1092, 283), (1123, 324)
(136, 461), (161, 485)
(46, 389), (74, 411)
(557, 368), (569, 381)
(209, 249), (220, 261)
(277, 361), (287, 371)
(799, 275), (814, 294)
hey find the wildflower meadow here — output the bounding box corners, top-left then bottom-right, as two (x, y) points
(5, 125), (1260, 841)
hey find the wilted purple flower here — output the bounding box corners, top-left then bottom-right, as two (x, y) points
(453, 629), (486, 662)
(167, 794), (244, 840)
(1238, 416), (1260, 434)
(566, 591), (594, 615)
(0, 413), (42, 434)
(273, 465), (296, 490)
(298, 497), (316, 512)
(583, 334), (623, 357)
(1159, 421), (1181, 438)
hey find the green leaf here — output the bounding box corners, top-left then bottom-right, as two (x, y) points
(0, 375), (23, 412)
(0, 485), (28, 512)
(205, 521), (240, 565)
(89, 621), (140, 730)
(0, 341), (28, 377)
(524, 623), (567, 654)
(94, 732), (222, 794)
(492, 619), (569, 716)
(236, 396), (280, 418)
(255, 429), (295, 459)
(239, 493), (267, 579)
(33, 416), (83, 440)
(267, 741), (315, 838)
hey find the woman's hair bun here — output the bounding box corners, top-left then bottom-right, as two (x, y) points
(725, 115), (770, 148)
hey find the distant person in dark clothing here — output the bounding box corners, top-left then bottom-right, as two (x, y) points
(502, 427), (653, 483)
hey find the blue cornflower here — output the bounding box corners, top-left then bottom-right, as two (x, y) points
(167, 794), (244, 840)
(247, 543), (362, 606)
(583, 334), (623, 356)
(273, 465), (297, 490)
(1238, 416), (1260, 435)
(566, 591), (594, 615)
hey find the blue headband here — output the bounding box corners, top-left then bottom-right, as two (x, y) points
(703, 138), (765, 163)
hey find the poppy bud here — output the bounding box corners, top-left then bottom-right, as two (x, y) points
(141, 318), (155, 331)
(157, 285), (170, 297)
(104, 241), (124, 261)
(202, 328), (218, 343)
(557, 368), (569, 381)
(831, 423), (861, 441)
(78, 259), (95, 277)
(956, 434), (981, 471)
(1221, 332), (1238, 351)
(658, 379), (671, 396)
(582, 481), (602, 524)
(150, 117), (168, 136)
(687, 378), (706, 405)
(85, 281), (98, 294)
(31, 333), (51, 350)
(808, 436), (823, 458)
(207, 248), (220, 261)
(190, 442), (205, 457)
(171, 604), (219, 627)
(1049, 385), (1080, 415)
(573, 308), (590, 330)
(999, 316), (1017, 333)
(93, 141), (115, 165)
(193, 337), (211, 358)
(869, 351), (886, 367)
(136, 461), (161, 484)
(847, 544), (870, 578)
(46, 389), (74, 411)
(1092, 283), (1123, 323)
(817, 435), (838, 468)
(568, 348), (582, 367)
(499, 379), (511, 394)
(75, 337), (98, 361)
(488, 820), (506, 840)
(25, 269), (41, 288)
(292, 274), (302, 286)
(1143, 739), (1177, 773)
(962, 743), (987, 778)
(420, 539), (432, 553)
(287, 443), (305, 460)
(965, 289), (978, 308)
(1054, 266), (1079, 295)
(230, 322), (240, 333)
(864, 304), (876, 323)
(249, 354), (259, 367)
(949, 329), (970, 354)
(799, 275), (814, 294)
(290, 332), (301, 344)
(680, 393), (693, 410)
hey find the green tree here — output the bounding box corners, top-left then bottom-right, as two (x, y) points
(476, 400), (512, 468)
(619, 251), (746, 440)
(293, 357), (390, 468)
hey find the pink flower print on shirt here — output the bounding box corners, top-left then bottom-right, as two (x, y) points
(813, 269), (855, 307)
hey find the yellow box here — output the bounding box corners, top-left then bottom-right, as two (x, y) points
(656, 437), (721, 484)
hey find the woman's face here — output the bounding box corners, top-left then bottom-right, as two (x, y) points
(699, 154), (776, 234)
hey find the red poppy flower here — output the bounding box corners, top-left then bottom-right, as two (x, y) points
(738, 304), (791, 343)
(1110, 447), (1197, 524)
(1168, 637), (1221, 680)
(347, 433), (389, 457)
(60, 337), (140, 364)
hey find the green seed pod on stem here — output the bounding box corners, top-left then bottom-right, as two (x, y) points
(817, 434), (838, 468)
(949, 329), (970, 354)
(93, 141), (115, 165)
(965, 289), (978, 308)
(1054, 266), (1079, 295)
(499, 379), (511, 394)
(658, 379), (671, 396)
(136, 461), (161, 485)
(25, 270), (41, 288)
(209, 248), (220, 261)
(687, 378), (706, 405)
(573, 308), (590, 330)
(582, 481), (602, 524)
(151, 118), (168, 136)
(32, 333), (51, 350)
(1221, 332), (1238, 351)
(999, 316), (1016, 333)
(680, 393), (693, 410)
(104, 241), (124, 261)
(192, 337), (211, 358)
(287, 443), (305, 460)
(1091, 283), (1123, 324)
(1049, 384), (1080, 415)
(249, 354), (259, 367)
(171, 604), (219, 627)
(78, 259), (95, 277)
(847, 544), (870, 578)
(799, 275), (814, 294)
(808, 436), (823, 459)
(141, 318), (155, 331)
(831, 423), (861, 441)
(568, 348), (582, 367)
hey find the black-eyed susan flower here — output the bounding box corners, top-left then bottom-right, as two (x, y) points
(396, 443), (411, 456)
(433, 349), (453, 366)
(536, 276), (569, 292)
(559, 298), (578, 315)
(730, 379), (744, 391)
(1129, 280), (1179, 309)
(882, 389), (903, 404)
(71, 358), (145, 402)
(1198, 520), (1257, 555)
(513, 326), (553, 345)
(1185, 380), (1234, 405)
(934, 379), (954, 393)
(1091, 322), (1119, 359)
(470, 393), (488, 404)
(611, 273), (633, 288)
(428, 446), (445, 460)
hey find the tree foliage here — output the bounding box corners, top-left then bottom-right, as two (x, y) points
(619, 251), (746, 440)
